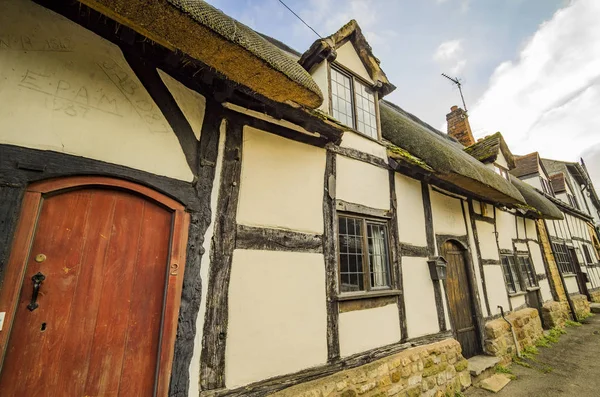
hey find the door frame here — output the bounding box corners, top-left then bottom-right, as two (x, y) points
(0, 176), (190, 396)
(439, 237), (483, 357)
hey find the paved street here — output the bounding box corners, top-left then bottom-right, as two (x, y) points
(467, 314), (600, 397)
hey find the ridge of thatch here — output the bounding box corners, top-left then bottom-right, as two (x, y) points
(80, 0), (323, 108)
(380, 101), (526, 205)
(299, 20), (395, 98)
(509, 176), (564, 220)
(464, 132), (516, 169)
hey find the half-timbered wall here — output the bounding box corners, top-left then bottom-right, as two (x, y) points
(0, 0), (193, 181)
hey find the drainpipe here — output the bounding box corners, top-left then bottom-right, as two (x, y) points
(498, 305), (521, 358)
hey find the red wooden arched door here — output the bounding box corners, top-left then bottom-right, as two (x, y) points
(0, 177), (189, 396)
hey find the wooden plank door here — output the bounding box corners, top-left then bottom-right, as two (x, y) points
(0, 179), (188, 397)
(442, 240), (481, 358)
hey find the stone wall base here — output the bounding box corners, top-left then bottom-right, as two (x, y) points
(571, 294), (591, 320)
(270, 339), (471, 397)
(483, 308), (543, 361)
(589, 288), (600, 303)
(542, 300), (570, 328)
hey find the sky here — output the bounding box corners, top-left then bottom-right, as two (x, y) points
(206, 0), (600, 188)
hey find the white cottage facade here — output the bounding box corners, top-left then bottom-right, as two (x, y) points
(0, 1), (598, 396)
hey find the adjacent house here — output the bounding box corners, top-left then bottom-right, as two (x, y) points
(0, 1), (597, 396)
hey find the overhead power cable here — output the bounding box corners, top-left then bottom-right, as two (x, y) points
(276, 0), (322, 38)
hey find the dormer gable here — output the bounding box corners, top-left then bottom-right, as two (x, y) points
(511, 152), (555, 196)
(298, 20), (395, 141)
(299, 20), (395, 97)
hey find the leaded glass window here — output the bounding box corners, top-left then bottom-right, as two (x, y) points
(330, 68), (354, 129)
(355, 82), (377, 139)
(338, 215), (391, 293)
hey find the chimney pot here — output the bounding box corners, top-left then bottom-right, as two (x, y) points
(446, 106), (475, 147)
(451, 105), (458, 111)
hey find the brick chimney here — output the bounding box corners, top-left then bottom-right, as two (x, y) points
(446, 105), (475, 147)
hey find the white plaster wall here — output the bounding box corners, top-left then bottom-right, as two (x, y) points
(157, 69), (205, 140)
(226, 250), (327, 388)
(495, 152), (509, 169)
(237, 126), (326, 234)
(476, 220), (499, 260)
(311, 61), (330, 114)
(335, 41), (374, 84)
(538, 279), (554, 303)
(339, 304), (401, 357)
(430, 190), (467, 236)
(395, 174), (427, 246)
(556, 192), (569, 205)
(522, 175), (542, 191)
(496, 210), (516, 250)
(528, 242), (546, 274)
(340, 130), (387, 160)
(0, 0), (193, 181)
(547, 220), (558, 239)
(564, 275), (580, 295)
(402, 257), (440, 338)
(510, 293), (526, 309)
(473, 200), (482, 215)
(525, 218), (538, 241)
(516, 217), (526, 239)
(464, 202), (487, 317)
(188, 121), (226, 397)
(484, 266), (510, 314)
(514, 242), (528, 252)
(336, 155), (390, 210)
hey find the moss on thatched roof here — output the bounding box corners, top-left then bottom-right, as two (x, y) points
(81, 0), (322, 108)
(509, 176), (563, 220)
(387, 144), (434, 172)
(380, 101), (526, 205)
(464, 132), (516, 169)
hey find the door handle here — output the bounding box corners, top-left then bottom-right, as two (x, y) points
(27, 272), (46, 312)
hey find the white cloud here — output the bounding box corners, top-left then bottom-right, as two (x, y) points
(469, 0), (600, 166)
(434, 39), (467, 74)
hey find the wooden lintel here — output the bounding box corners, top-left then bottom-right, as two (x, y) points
(399, 244), (429, 258)
(481, 259), (501, 266)
(327, 144), (389, 169)
(235, 225), (323, 253)
(335, 199), (391, 219)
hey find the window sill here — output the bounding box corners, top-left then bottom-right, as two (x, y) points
(508, 291), (527, 297)
(526, 286), (540, 292)
(337, 289), (402, 302)
(563, 273), (577, 278)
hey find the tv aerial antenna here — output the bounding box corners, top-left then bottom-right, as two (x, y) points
(441, 73), (467, 112)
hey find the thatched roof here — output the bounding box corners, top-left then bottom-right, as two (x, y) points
(509, 176), (563, 220)
(80, 0), (323, 108)
(299, 20), (395, 98)
(464, 132), (516, 169)
(380, 101), (526, 205)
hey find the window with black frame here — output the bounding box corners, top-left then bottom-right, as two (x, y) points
(330, 66), (378, 140)
(552, 242), (575, 273)
(582, 244), (594, 264)
(517, 254), (537, 288)
(337, 215), (391, 293)
(501, 255), (522, 293)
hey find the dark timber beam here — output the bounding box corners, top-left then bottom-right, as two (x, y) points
(323, 151), (341, 362)
(200, 119), (244, 390)
(235, 225), (323, 253)
(468, 199), (492, 316)
(421, 182), (447, 332)
(389, 171), (408, 341)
